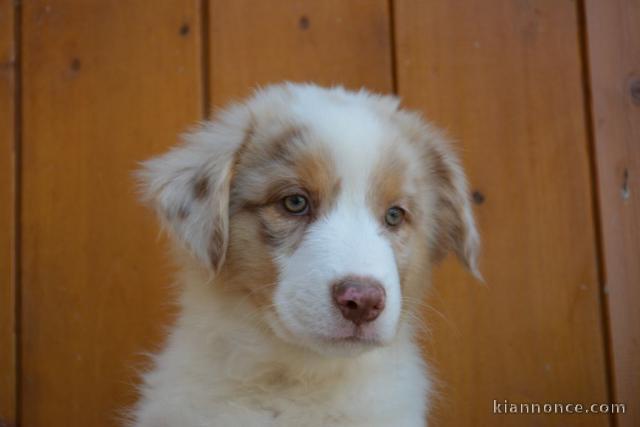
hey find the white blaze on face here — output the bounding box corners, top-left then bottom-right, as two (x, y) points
(271, 90), (403, 354)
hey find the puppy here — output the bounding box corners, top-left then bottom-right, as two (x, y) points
(132, 83), (479, 427)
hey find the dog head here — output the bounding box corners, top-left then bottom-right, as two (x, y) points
(139, 83), (479, 356)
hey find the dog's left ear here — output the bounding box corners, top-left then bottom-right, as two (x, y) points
(137, 105), (252, 272)
(426, 137), (481, 280)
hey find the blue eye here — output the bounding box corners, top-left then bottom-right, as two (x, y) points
(385, 206), (405, 226)
(282, 194), (309, 215)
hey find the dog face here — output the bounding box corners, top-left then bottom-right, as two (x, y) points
(139, 84), (479, 356)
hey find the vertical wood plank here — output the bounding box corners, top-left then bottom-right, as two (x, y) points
(21, 1), (202, 426)
(208, 0), (392, 104)
(0, 0), (16, 425)
(394, 1), (609, 426)
(584, 1), (640, 425)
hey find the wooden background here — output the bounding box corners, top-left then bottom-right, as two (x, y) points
(1, 1), (638, 426)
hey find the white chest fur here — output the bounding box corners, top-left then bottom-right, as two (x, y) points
(131, 293), (430, 427)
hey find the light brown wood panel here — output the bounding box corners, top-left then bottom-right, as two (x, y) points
(584, 1), (640, 425)
(394, 1), (609, 426)
(0, 0), (16, 424)
(209, 0), (392, 104)
(20, 1), (202, 426)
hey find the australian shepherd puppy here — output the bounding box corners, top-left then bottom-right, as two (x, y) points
(132, 83), (479, 427)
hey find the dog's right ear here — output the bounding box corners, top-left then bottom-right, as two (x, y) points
(137, 105), (252, 272)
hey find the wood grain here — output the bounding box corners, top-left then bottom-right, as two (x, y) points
(394, 1), (609, 425)
(20, 1), (202, 426)
(584, 0), (640, 425)
(13, 1), (633, 426)
(0, 0), (16, 424)
(208, 0), (392, 104)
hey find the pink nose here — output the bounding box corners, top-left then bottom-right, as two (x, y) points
(332, 277), (386, 325)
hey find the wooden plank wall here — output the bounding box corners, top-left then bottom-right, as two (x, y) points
(394, 1), (610, 426)
(584, 1), (640, 426)
(20, 1), (202, 425)
(0, 0), (16, 425)
(1, 1), (637, 426)
(209, 0), (393, 103)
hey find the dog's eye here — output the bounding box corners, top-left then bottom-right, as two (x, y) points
(384, 206), (405, 227)
(282, 194), (309, 215)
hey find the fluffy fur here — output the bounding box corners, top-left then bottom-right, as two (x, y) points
(131, 83), (479, 427)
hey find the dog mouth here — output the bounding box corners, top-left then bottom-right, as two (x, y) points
(318, 325), (384, 347)
(323, 336), (382, 347)
(267, 306), (391, 353)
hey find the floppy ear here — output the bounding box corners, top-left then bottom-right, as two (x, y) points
(426, 136), (481, 280)
(137, 104), (252, 272)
